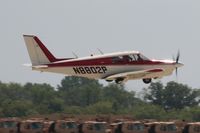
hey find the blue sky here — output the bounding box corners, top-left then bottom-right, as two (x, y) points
(0, 0), (199, 91)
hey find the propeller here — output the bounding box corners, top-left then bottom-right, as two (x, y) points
(176, 50), (180, 63)
(173, 50), (180, 77)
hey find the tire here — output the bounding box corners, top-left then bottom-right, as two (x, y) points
(143, 78), (152, 84)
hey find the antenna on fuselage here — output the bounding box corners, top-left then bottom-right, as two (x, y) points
(72, 52), (78, 58)
(97, 48), (104, 55)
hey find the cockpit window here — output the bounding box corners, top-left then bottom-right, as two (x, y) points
(112, 54), (149, 63)
(130, 54), (149, 61)
(112, 56), (123, 63)
(122, 55), (132, 62)
(138, 54), (149, 61)
(127, 55), (136, 61)
(127, 54), (149, 62)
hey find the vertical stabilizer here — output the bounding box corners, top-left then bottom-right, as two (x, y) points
(23, 35), (57, 65)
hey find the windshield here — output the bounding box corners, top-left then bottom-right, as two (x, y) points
(127, 54), (149, 62)
(112, 53), (149, 63)
(137, 54), (149, 61)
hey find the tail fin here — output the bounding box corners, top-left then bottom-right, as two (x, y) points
(23, 35), (58, 65)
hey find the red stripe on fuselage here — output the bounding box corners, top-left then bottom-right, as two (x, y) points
(46, 57), (166, 67)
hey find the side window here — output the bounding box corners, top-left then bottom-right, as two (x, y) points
(133, 54), (147, 61)
(122, 55), (130, 62)
(112, 56), (123, 63)
(137, 54), (143, 61)
(130, 54), (140, 61)
(129, 55), (136, 61)
(132, 54), (140, 61)
(122, 55), (138, 62)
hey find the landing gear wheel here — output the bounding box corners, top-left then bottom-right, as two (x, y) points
(143, 78), (152, 84)
(115, 78), (124, 84)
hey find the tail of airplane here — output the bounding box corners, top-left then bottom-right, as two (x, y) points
(23, 35), (63, 65)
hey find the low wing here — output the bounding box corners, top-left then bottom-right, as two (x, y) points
(105, 68), (163, 81)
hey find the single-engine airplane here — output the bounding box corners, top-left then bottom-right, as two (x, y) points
(23, 35), (183, 84)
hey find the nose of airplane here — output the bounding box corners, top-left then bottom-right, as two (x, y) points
(175, 62), (184, 68)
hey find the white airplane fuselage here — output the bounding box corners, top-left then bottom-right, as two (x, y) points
(23, 35), (183, 84)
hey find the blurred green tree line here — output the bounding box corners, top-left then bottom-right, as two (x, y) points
(0, 77), (200, 121)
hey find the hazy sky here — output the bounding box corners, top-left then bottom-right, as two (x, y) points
(0, 0), (199, 91)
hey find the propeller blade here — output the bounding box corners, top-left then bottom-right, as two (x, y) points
(175, 50), (180, 78)
(175, 67), (178, 77)
(176, 50), (180, 63)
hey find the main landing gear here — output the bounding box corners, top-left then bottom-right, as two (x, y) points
(106, 78), (125, 84)
(142, 78), (152, 84)
(106, 78), (152, 84)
